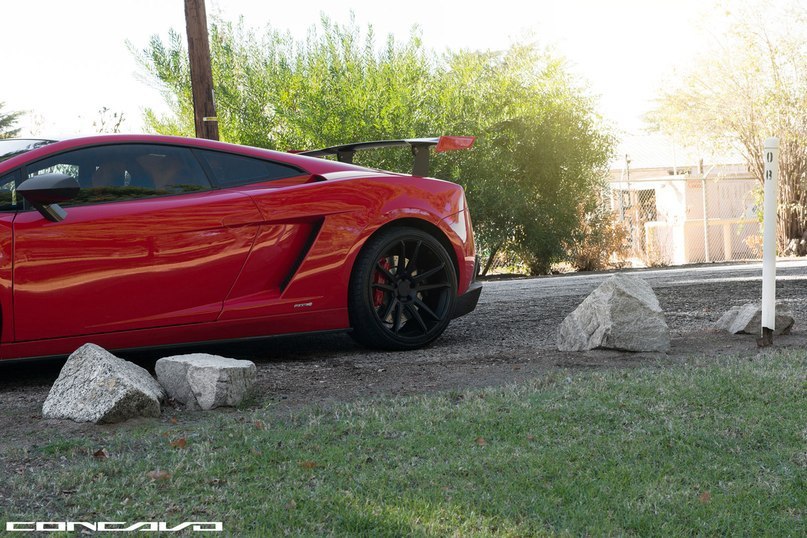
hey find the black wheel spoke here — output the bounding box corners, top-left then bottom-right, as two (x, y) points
(405, 304), (428, 333)
(371, 283), (395, 292)
(397, 241), (407, 274)
(393, 302), (403, 334)
(413, 262), (445, 282)
(376, 261), (396, 282)
(418, 281), (451, 291)
(414, 298), (440, 320)
(406, 240), (422, 273)
(379, 297), (398, 322)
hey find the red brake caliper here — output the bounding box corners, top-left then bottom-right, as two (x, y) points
(373, 258), (392, 309)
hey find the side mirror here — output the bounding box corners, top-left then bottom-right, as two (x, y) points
(18, 173), (79, 222)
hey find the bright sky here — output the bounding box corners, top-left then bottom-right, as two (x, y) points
(5, 0), (731, 138)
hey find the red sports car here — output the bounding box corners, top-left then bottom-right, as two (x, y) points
(0, 135), (481, 360)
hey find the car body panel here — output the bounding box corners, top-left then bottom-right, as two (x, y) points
(12, 190), (261, 340)
(0, 134), (479, 360)
(0, 215), (14, 343)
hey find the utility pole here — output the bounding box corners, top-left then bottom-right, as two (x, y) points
(184, 0), (218, 140)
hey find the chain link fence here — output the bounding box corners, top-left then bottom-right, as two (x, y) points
(609, 164), (762, 266)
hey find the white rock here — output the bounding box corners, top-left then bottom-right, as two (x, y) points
(557, 274), (670, 352)
(42, 344), (164, 424)
(155, 354), (256, 410)
(714, 301), (794, 335)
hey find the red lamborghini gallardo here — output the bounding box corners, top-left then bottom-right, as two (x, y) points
(0, 135), (481, 360)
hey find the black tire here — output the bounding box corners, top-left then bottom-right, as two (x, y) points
(348, 226), (457, 350)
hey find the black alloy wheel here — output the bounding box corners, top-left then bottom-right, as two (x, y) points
(349, 227), (457, 350)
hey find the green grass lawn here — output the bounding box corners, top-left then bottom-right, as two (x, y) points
(2, 352), (805, 536)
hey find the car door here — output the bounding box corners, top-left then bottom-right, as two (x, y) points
(12, 143), (262, 342)
(0, 169), (20, 344)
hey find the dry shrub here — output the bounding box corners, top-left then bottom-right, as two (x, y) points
(641, 241), (671, 267)
(565, 202), (630, 272)
(744, 234), (763, 257)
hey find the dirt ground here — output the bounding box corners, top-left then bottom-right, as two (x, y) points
(1, 260), (806, 459)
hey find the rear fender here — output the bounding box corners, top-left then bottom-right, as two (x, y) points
(347, 209), (474, 296)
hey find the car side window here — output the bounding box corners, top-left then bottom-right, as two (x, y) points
(24, 144), (211, 207)
(0, 170), (20, 212)
(195, 149), (304, 188)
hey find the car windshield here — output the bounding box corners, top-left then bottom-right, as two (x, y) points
(0, 139), (55, 163)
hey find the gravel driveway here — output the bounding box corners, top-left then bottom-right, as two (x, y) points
(1, 260), (806, 450)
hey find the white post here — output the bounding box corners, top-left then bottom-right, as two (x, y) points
(723, 222), (732, 261)
(701, 176), (710, 262)
(760, 137), (779, 345)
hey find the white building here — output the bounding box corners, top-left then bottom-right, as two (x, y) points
(609, 135), (761, 265)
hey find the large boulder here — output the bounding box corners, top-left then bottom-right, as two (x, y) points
(42, 344), (165, 424)
(714, 301), (794, 335)
(557, 274), (670, 352)
(155, 354), (256, 410)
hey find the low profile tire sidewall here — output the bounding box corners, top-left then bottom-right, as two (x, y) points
(349, 227), (457, 350)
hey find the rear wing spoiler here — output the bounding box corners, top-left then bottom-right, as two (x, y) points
(296, 135), (475, 176)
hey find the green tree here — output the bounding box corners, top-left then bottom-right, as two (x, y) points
(427, 47), (615, 273)
(649, 0), (807, 251)
(134, 16), (433, 152)
(134, 16), (615, 274)
(0, 102), (23, 139)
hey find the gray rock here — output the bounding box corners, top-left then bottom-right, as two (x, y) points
(42, 344), (164, 424)
(714, 301), (794, 335)
(714, 306), (742, 332)
(155, 354), (256, 410)
(557, 274), (670, 352)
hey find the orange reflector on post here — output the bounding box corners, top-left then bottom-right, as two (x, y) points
(435, 136), (476, 152)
